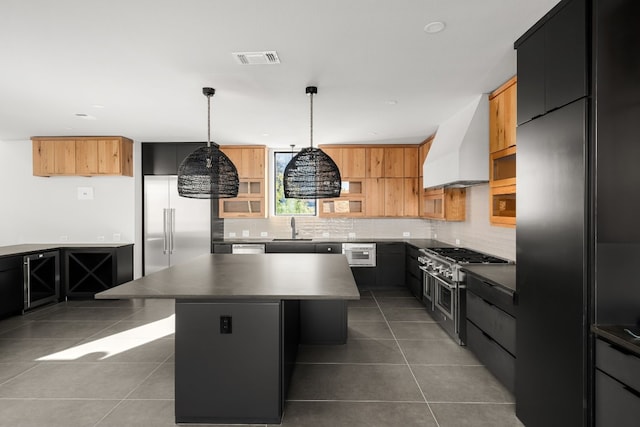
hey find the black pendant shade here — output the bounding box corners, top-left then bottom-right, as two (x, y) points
(177, 87), (239, 199)
(177, 145), (239, 198)
(283, 86), (341, 199)
(283, 147), (341, 199)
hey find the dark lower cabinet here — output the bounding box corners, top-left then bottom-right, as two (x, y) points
(212, 243), (232, 253)
(64, 245), (133, 299)
(465, 274), (516, 394)
(374, 242), (405, 288)
(0, 256), (23, 319)
(175, 299), (297, 424)
(405, 245), (422, 300)
(299, 300), (347, 344)
(466, 322), (515, 394)
(595, 339), (640, 426)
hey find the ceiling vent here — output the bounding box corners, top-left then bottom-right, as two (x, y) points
(232, 51), (281, 65)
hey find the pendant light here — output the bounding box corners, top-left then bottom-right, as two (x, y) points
(177, 88), (239, 198)
(283, 86), (341, 199)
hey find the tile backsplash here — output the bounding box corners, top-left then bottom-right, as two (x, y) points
(432, 184), (516, 260)
(223, 184), (515, 261)
(224, 216), (433, 240)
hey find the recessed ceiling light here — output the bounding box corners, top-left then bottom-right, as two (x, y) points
(262, 133), (270, 137)
(385, 100), (398, 105)
(424, 21), (446, 34)
(75, 113), (97, 120)
(92, 104), (105, 109)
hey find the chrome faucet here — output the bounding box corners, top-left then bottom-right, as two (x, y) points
(291, 217), (298, 239)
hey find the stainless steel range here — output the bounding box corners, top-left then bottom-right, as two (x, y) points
(417, 247), (510, 345)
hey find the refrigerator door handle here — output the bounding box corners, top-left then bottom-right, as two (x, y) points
(170, 208), (176, 254)
(163, 208), (169, 254)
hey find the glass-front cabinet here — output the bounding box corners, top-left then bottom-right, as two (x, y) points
(490, 184), (516, 226)
(490, 146), (516, 187)
(220, 178), (266, 218)
(320, 180), (365, 217)
(420, 187), (465, 221)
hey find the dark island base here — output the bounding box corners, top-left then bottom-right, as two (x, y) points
(175, 299), (347, 424)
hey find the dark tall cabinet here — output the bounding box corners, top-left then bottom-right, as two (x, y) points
(514, 0), (591, 426)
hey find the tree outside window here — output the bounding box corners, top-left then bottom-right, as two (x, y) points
(274, 151), (316, 215)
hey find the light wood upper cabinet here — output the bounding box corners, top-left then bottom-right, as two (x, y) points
(489, 77), (517, 228)
(33, 139), (76, 175)
(403, 177), (420, 217)
(319, 144), (420, 218)
(489, 77), (517, 153)
(32, 136), (133, 177)
(364, 178), (385, 216)
(220, 145), (265, 179)
(384, 147), (404, 178)
(404, 147), (419, 178)
(341, 147), (366, 178)
(366, 147), (385, 178)
(418, 135), (434, 178)
(320, 146), (366, 178)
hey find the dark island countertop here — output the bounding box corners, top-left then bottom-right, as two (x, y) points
(0, 243), (133, 258)
(96, 253), (360, 301)
(461, 264), (517, 293)
(592, 324), (640, 357)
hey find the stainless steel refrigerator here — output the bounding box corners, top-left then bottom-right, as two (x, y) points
(144, 175), (211, 275)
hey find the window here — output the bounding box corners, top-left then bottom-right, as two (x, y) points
(273, 151), (316, 215)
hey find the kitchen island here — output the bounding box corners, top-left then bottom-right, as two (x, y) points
(96, 253), (359, 424)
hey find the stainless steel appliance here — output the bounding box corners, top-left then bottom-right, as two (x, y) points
(23, 251), (60, 311)
(144, 176), (211, 275)
(231, 244), (266, 254)
(342, 243), (376, 267)
(417, 247), (509, 344)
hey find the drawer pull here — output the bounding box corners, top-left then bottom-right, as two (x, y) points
(623, 385), (640, 399)
(483, 280), (514, 297)
(609, 342), (635, 356)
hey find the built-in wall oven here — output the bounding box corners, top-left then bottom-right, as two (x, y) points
(417, 247), (509, 345)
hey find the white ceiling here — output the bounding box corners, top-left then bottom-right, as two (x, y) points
(0, 0), (559, 148)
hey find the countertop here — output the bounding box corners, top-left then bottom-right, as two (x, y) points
(461, 264), (517, 292)
(592, 324), (640, 357)
(217, 238), (450, 249)
(96, 253), (360, 301)
(0, 243), (134, 258)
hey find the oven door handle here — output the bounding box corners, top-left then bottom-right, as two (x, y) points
(433, 274), (456, 291)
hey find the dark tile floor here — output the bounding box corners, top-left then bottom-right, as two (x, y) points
(0, 289), (523, 427)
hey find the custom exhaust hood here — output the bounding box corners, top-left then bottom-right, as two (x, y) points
(423, 94), (489, 189)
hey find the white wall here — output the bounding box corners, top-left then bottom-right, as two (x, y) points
(0, 139), (142, 276)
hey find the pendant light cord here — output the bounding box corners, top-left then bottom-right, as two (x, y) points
(207, 93), (211, 148)
(309, 91), (314, 149)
